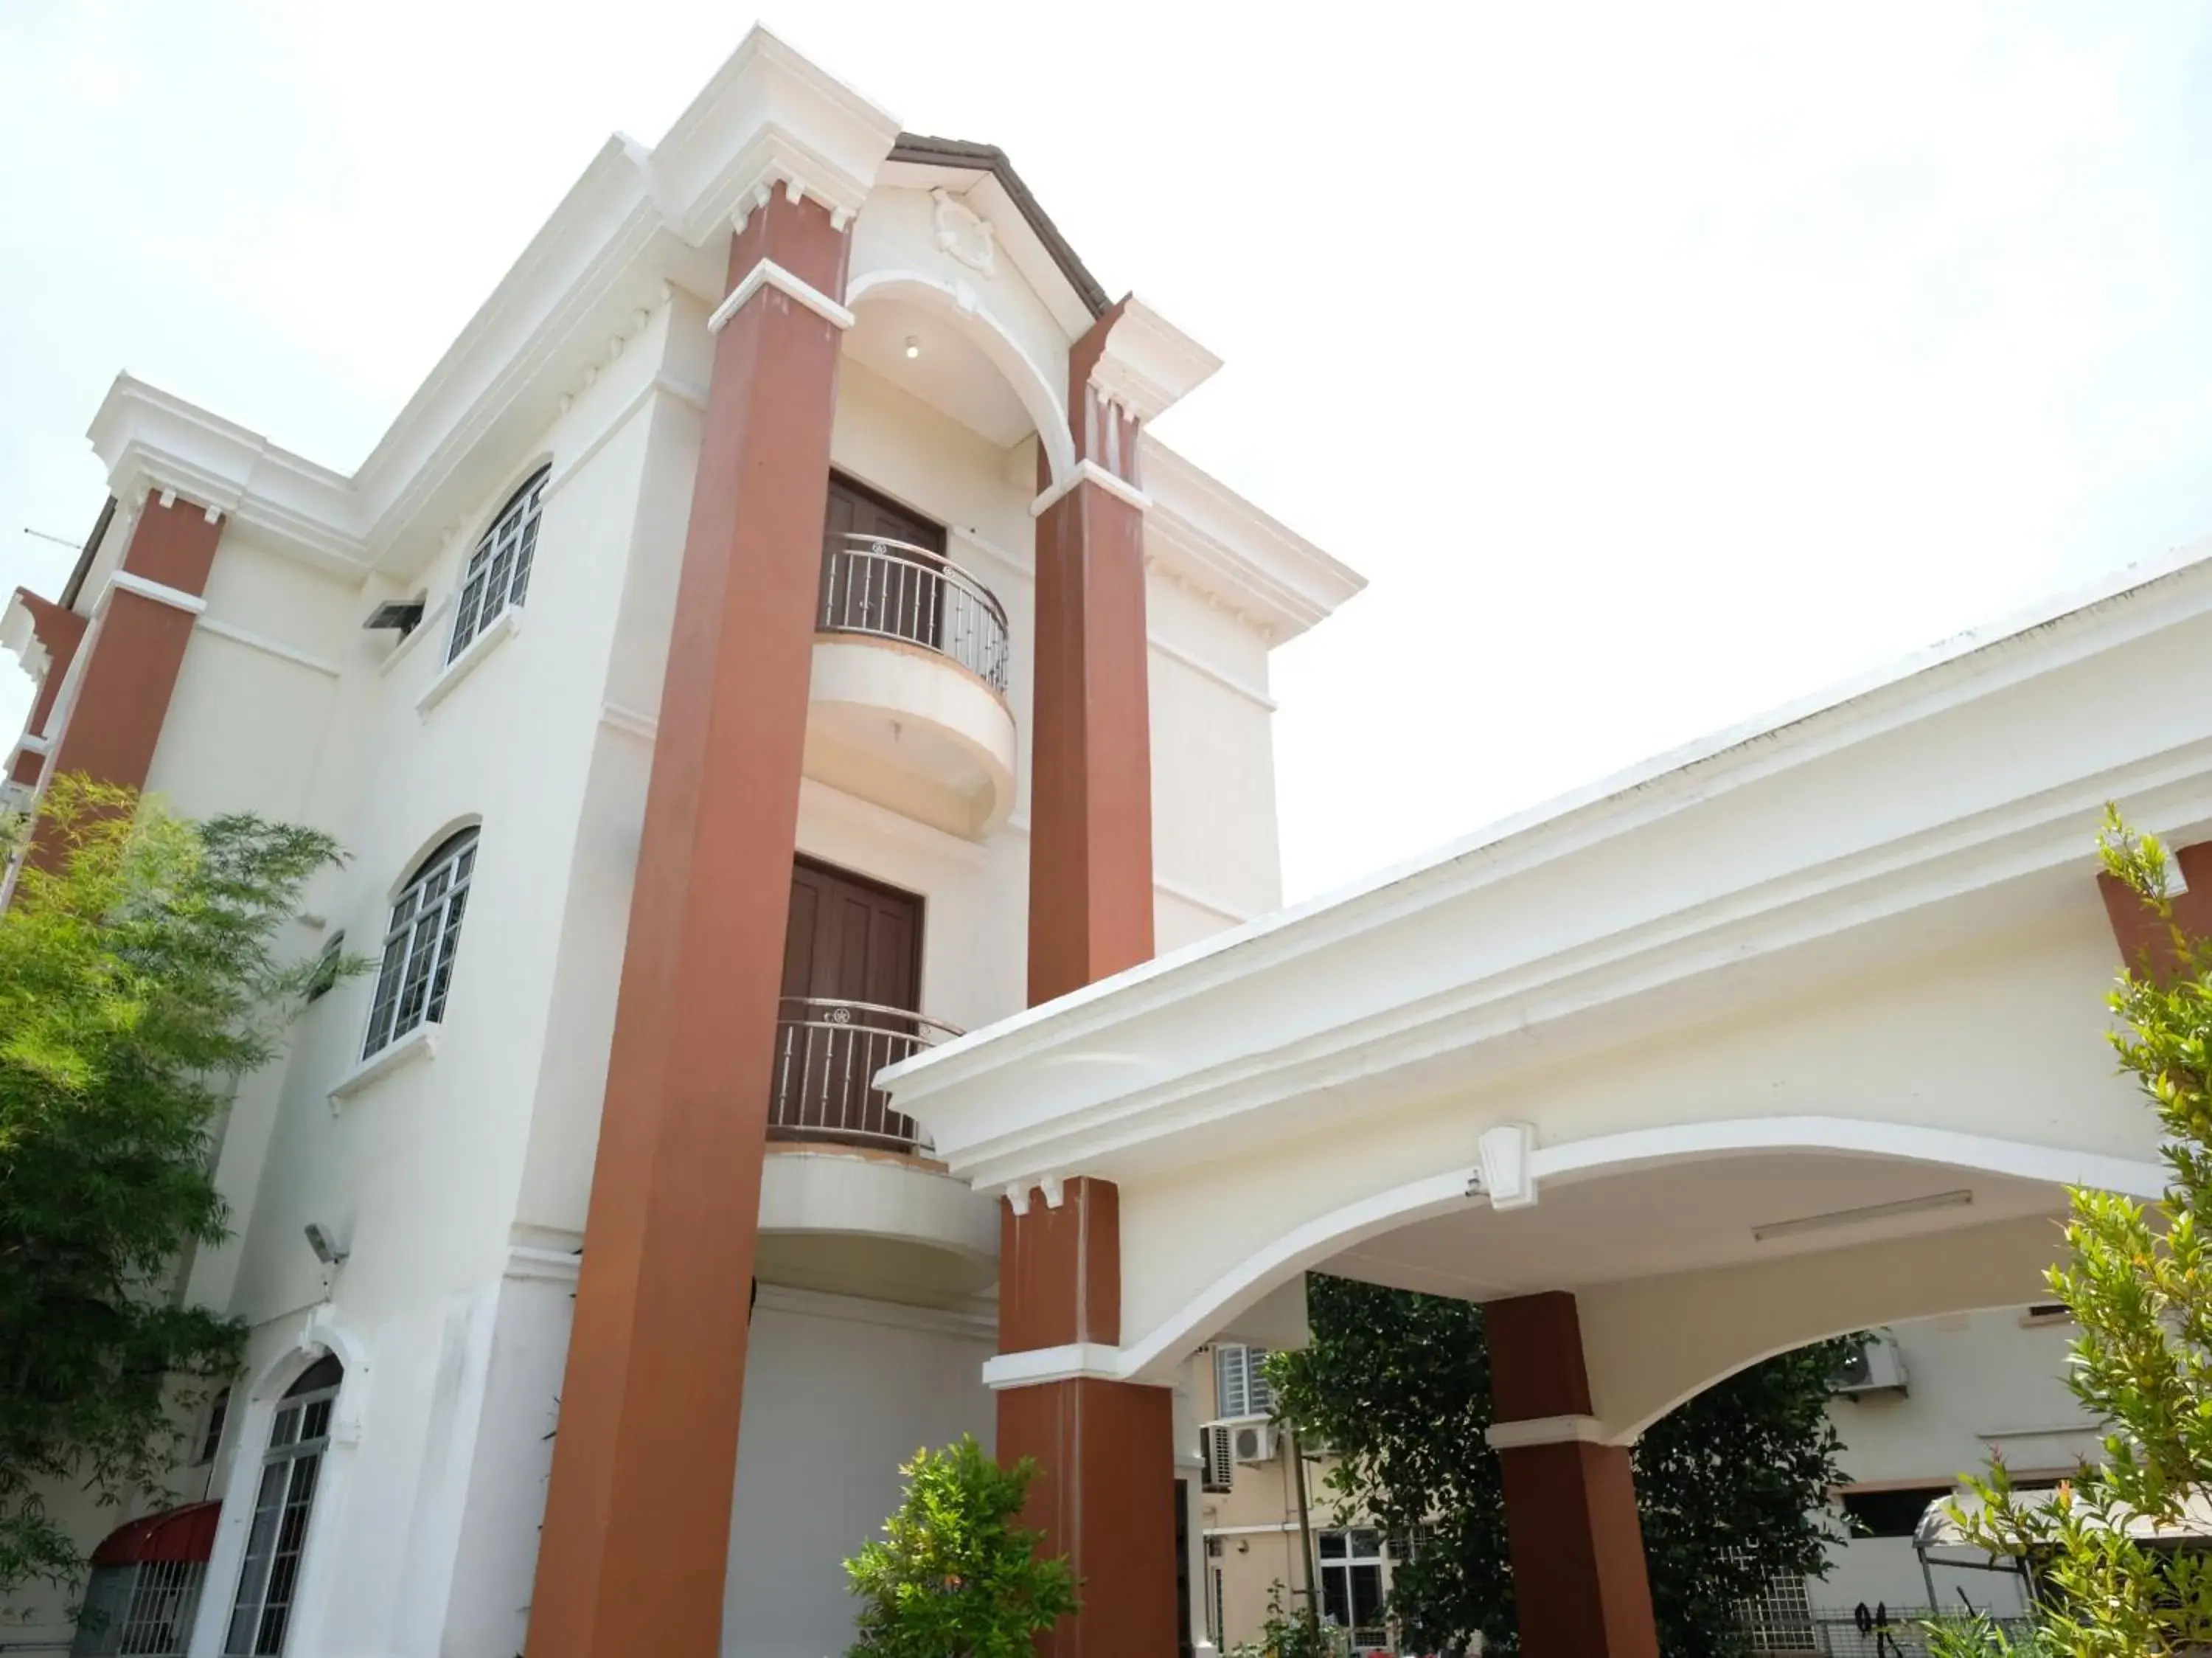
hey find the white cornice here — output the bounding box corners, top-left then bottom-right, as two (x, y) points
(882, 538), (2212, 1188)
(0, 593), (49, 681)
(1088, 294), (1221, 424)
(1143, 442), (1367, 642)
(648, 25), (901, 241)
(88, 378), (369, 576)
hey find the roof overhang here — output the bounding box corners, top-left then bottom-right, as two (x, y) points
(881, 535), (2212, 1190)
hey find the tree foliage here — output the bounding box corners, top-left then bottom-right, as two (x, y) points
(1269, 1275), (1853, 1656)
(844, 1435), (1079, 1657)
(1947, 811), (2212, 1654)
(0, 778), (352, 1596)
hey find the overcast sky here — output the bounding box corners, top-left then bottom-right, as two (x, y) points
(4, 2), (2209, 901)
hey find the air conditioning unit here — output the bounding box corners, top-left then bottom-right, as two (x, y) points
(1830, 1332), (1908, 1397)
(1200, 1423), (1234, 1493)
(1230, 1419), (1277, 1466)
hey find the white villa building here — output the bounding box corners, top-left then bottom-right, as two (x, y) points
(4, 22), (2207, 1658)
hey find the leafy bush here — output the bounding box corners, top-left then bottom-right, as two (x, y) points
(1944, 811), (2212, 1654)
(844, 1435), (1079, 1657)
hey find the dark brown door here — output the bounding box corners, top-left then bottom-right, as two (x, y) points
(822, 473), (947, 650)
(770, 859), (925, 1149)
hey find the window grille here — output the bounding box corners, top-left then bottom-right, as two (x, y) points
(224, 1357), (342, 1657)
(1214, 1344), (1273, 1419)
(72, 1559), (208, 1656)
(448, 468), (547, 662)
(1733, 1563), (1816, 1654)
(362, 829), (477, 1058)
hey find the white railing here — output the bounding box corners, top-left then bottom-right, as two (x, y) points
(820, 533), (1010, 696)
(767, 997), (960, 1154)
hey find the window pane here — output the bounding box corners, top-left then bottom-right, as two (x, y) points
(1349, 1563), (1383, 1626)
(1214, 1347), (1245, 1418)
(1245, 1347), (1273, 1415)
(364, 832), (478, 1055)
(1321, 1565), (1350, 1627)
(224, 1461), (288, 1654)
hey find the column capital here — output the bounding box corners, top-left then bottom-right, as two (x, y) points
(982, 1342), (1135, 1390)
(1029, 459), (1151, 518)
(707, 257), (855, 334)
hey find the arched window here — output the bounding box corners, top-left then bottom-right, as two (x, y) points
(361, 828), (478, 1058)
(448, 467), (548, 662)
(223, 1355), (343, 1657)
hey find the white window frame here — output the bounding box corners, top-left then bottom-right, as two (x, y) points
(1316, 1526), (1388, 1648)
(361, 828), (478, 1060)
(447, 468), (547, 664)
(1214, 1343), (1273, 1420)
(223, 1359), (341, 1657)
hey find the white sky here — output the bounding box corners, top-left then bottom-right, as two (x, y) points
(3, 2), (2209, 901)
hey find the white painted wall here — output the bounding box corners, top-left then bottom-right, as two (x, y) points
(723, 1292), (998, 1658)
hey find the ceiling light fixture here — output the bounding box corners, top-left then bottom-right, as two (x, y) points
(903, 336), (922, 360)
(1751, 1187), (1975, 1244)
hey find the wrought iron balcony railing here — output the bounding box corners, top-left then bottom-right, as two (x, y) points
(819, 533), (1010, 696)
(767, 996), (960, 1154)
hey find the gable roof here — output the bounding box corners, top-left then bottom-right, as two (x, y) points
(886, 133), (1111, 319)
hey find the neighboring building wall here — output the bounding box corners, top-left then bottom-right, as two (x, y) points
(1810, 1308), (2089, 1627)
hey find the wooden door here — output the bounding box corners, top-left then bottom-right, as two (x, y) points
(771, 859), (925, 1148)
(822, 473), (947, 650)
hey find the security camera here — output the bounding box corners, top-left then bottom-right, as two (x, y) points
(304, 1223), (349, 1268)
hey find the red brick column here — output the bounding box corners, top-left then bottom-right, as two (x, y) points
(42, 493), (221, 797)
(998, 300), (1177, 1655)
(1485, 1292), (1660, 1658)
(528, 191), (850, 1658)
(996, 1179), (1176, 1658)
(2098, 838), (2212, 976)
(1026, 299), (1153, 1007)
(7, 590), (86, 788)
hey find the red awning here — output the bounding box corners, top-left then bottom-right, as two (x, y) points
(89, 1502), (220, 1567)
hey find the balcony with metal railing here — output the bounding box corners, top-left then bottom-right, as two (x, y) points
(766, 996), (959, 1155)
(754, 994), (1000, 1308)
(803, 533), (1018, 840)
(819, 534), (1010, 696)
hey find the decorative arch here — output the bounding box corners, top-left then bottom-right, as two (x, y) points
(1115, 1116), (2166, 1385)
(844, 269), (1077, 488)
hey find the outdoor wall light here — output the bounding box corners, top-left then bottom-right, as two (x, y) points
(903, 335), (922, 360)
(305, 1222), (350, 1268)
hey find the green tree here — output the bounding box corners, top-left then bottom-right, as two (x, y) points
(844, 1435), (1079, 1657)
(0, 778), (352, 1596)
(1945, 812), (2212, 1654)
(1269, 1274), (1853, 1655)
